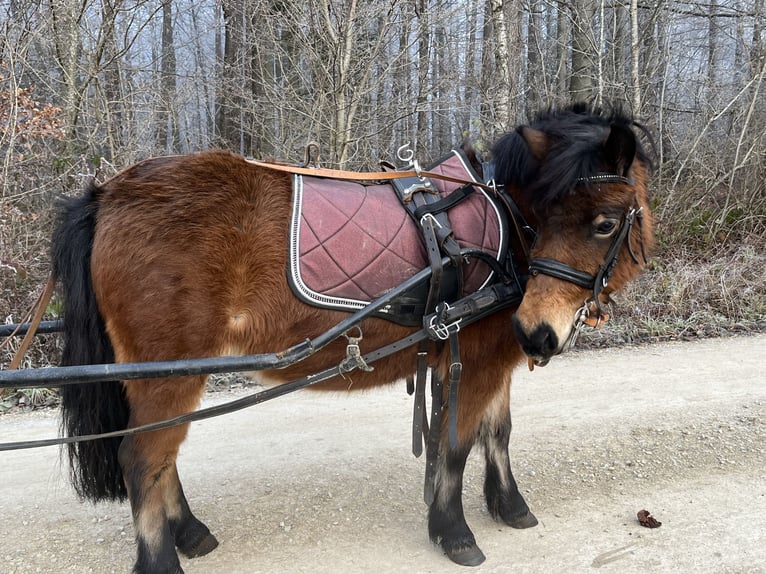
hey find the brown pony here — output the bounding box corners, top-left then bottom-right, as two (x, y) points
(51, 106), (654, 574)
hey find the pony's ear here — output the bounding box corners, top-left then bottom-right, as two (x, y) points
(603, 124), (636, 177)
(518, 127), (549, 162)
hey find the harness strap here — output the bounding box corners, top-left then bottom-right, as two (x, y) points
(494, 187), (535, 271)
(411, 346), (430, 458)
(447, 330), (462, 449)
(412, 184), (475, 220)
(248, 158), (497, 193)
(399, 173), (466, 465)
(528, 258), (594, 289)
(420, 214), (449, 313)
(0, 323), (433, 452)
(423, 371), (444, 506)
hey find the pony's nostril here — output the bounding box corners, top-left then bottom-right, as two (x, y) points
(530, 324), (558, 355)
(513, 316), (559, 358)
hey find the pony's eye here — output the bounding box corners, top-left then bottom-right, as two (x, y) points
(594, 218), (618, 236)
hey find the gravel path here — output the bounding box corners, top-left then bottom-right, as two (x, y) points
(1, 334), (764, 573)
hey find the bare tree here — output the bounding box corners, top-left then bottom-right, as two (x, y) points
(157, 0), (179, 153)
(570, 0), (596, 102)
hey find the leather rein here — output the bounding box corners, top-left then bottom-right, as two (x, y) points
(247, 158), (500, 194)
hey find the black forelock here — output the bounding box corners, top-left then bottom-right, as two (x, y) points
(491, 104), (652, 211)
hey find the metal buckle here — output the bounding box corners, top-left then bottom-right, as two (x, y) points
(419, 212), (442, 230)
(339, 328), (374, 372)
(427, 303), (462, 341)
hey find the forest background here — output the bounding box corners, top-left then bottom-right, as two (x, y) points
(1, 0), (764, 399)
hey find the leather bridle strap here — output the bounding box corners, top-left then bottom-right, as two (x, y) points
(528, 204), (642, 304)
(526, 174), (639, 299)
(527, 258), (594, 289)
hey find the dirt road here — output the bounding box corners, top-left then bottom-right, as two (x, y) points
(1, 335), (764, 574)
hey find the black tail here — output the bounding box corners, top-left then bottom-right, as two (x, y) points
(51, 183), (129, 502)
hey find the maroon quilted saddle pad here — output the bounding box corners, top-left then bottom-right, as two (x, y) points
(287, 150), (506, 316)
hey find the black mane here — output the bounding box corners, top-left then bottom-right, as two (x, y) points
(491, 104), (654, 210)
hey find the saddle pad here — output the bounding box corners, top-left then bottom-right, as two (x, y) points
(288, 151), (506, 314)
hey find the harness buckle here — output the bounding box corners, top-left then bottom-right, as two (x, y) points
(339, 328), (374, 373)
(419, 212), (443, 230)
(426, 302), (462, 340)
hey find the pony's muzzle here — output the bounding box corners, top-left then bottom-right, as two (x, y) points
(512, 315), (560, 364)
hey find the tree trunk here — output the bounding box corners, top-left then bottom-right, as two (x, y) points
(570, 0), (595, 103)
(100, 0), (123, 160)
(488, 0), (512, 129)
(630, 0), (640, 114)
(50, 0), (84, 161)
(527, 0), (543, 113)
(415, 0), (431, 154)
(157, 0), (179, 153)
(216, 0), (245, 152)
(555, 1), (569, 98)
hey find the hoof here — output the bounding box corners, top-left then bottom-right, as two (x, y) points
(179, 532), (219, 558)
(444, 543), (486, 567)
(506, 510), (538, 529)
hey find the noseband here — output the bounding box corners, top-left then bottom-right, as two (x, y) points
(527, 174), (647, 348)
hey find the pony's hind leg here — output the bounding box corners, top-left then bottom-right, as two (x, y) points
(480, 393), (538, 529)
(119, 376), (212, 574)
(166, 464), (219, 558)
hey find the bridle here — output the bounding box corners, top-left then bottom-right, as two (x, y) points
(525, 174), (648, 350)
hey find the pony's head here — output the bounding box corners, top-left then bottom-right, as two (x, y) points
(493, 105), (655, 366)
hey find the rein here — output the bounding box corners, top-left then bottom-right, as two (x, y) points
(0, 327), (432, 451)
(0, 260), (523, 452)
(2, 275), (55, 370)
(247, 158), (498, 193)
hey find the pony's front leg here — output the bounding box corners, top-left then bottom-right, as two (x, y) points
(426, 368), (486, 567)
(428, 437), (484, 566)
(480, 387), (538, 529)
